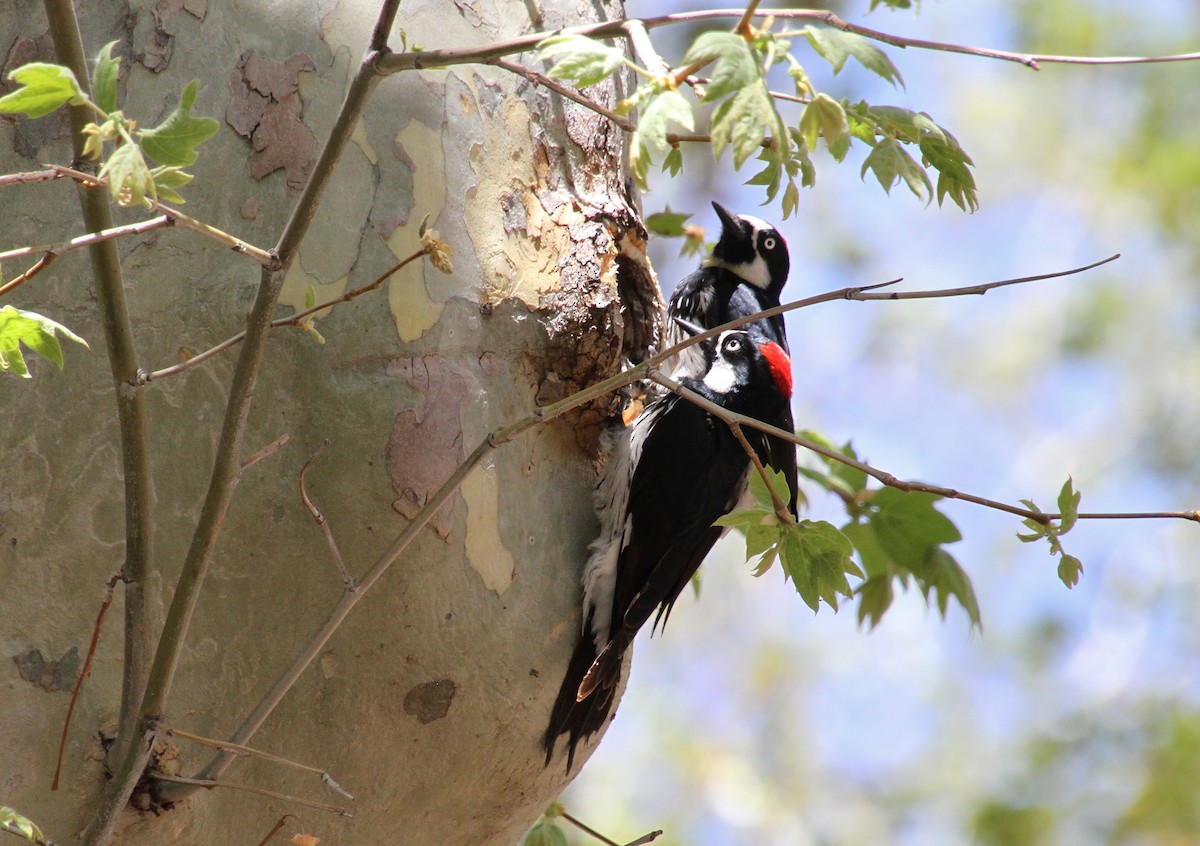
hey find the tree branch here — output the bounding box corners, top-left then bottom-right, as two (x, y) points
(0, 216), (174, 297)
(46, 165), (275, 265)
(41, 5), (155, 845)
(299, 441), (355, 587)
(132, 247), (429, 386)
(379, 9), (1200, 75)
(651, 371), (1200, 526)
(149, 773), (352, 817)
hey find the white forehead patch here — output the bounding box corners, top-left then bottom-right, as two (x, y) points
(738, 214), (772, 232)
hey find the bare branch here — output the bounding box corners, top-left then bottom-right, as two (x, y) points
(492, 58), (635, 131)
(561, 811), (663, 846)
(299, 440), (355, 586)
(135, 248), (430, 386)
(379, 9), (1200, 75)
(53, 573), (122, 791)
(0, 216), (174, 298)
(150, 772), (352, 816)
(157, 723), (354, 799)
(653, 370), (1200, 526)
(240, 433), (291, 471)
(47, 165), (275, 266)
(0, 167), (66, 188)
(253, 815), (298, 846)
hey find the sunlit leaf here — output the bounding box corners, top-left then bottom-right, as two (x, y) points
(638, 88), (693, 155)
(99, 140), (155, 205)
(803, 26), (904, 88)
(0, 305), (88, 378)
(1058, 553), (1083, 589)
(645, 208), (692, 237)
(138, 79), (219, 167)
(684, 31), (757, 102)
(779, 520), (860, 613)
(0, 62), (85, 118)
(93, 41), (121, 115)
(537, 34), (627, 88)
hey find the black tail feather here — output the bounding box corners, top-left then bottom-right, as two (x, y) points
(543, 628), (620, 771)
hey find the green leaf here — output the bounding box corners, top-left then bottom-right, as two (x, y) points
(0, 305), (88, 378)
(138, 79), (219, 167)
(304, 283), (317, 309)
(645, 208), (692, 237)
(0, 62), (86, 118)
(711, 82), (784, 169)
(0, 806), (48, 845)
(638, 88), (693, 155)
(861, 138), (932, 203)
(1058, 553), (1083, 589)
(149, 165), (194, 204)
(748, 466), (789, 511)
(93, 41), (121, 115)
(522, 820), (569, 846)
(662, 145), (683, 176)
(798, 92), (848, 156)
(921, 548), (981, 627)
(871, 489), (961, 570)
(684, 31), (758, 102)
(99, 140), (155, 206)
(855, 575), (894, 629)
(779, 520), (860, 613)
(536, 34), (628, 88)
(803, 26), (904, 88)
(1056, 476), (1081, 533)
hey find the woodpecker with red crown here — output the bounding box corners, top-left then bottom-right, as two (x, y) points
(543, 321), (795, 769)
(665, 201), (798, 516)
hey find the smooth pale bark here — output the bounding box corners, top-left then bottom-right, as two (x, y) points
(0, 0), (658, 843)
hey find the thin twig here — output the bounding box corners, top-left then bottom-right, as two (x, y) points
(149, 772), (352, 816)
(53, 573), (122, 791)
(734, 0), (760, 38)
(0, 217), (174, 297)
(653, 371), (1200, 526)
(157, 723), (354, 799)
(241, 433), (291, 471)
(561, 811), (663, 846)
(728, 419), (792, 524)
(0, 167), (65, 188)
(492, 58), (635, 131)
(135, 248), (429, 386)
(254, 815), (298, 846)
(379, 9), (1200, 75)
(299, 440), (355, 586)
(46, 165), (275, 266)
(0, 253), (58, 295)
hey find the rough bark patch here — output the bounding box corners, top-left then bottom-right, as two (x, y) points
(226, 53), (317, 190)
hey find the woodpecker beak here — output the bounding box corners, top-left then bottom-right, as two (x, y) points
(672, 316), (706, 337)
(711, 201), (738, 233)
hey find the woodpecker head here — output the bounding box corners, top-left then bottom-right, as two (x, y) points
(674, 318), (792, 408)
(705, 202), (790, 295)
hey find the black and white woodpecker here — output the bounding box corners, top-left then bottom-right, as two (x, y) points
(665, 202), (798, 515)
(543, 323), (795, 769)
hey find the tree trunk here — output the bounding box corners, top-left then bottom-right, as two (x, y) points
(0, 0), (657, 843)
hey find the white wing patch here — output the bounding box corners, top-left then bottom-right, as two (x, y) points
(581, 403), (667, 651)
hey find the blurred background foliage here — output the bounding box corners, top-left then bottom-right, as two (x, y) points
(559, 0), (1200, 844)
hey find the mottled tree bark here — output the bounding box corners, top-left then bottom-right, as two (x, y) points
(0, 0), (658, 843)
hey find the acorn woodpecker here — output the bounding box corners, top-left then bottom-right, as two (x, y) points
(543, 325), (794, 769)
(665, 202), (798, 515)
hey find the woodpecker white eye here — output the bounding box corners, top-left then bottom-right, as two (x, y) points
(724, 338), (742, 354)
(762, 236), (777, 251)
